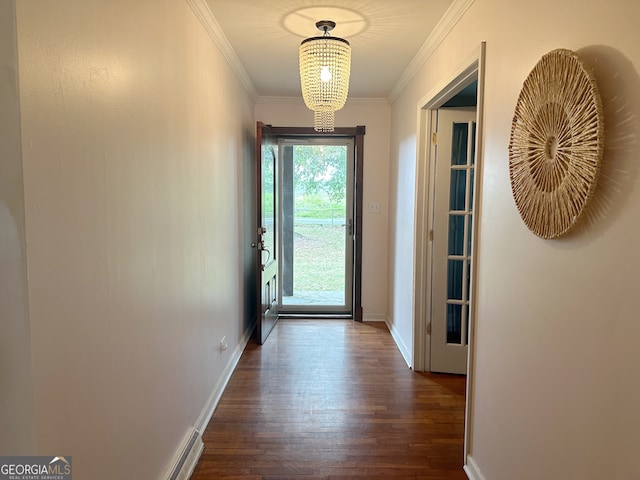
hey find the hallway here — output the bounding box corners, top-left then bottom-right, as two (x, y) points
(192, 320), (467, 479)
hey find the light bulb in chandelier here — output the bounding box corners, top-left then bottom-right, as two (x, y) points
(320, 66), (332, 82)
(299, 20), (351, 132)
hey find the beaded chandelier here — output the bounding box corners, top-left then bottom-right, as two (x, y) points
(299, 20), (351, 132)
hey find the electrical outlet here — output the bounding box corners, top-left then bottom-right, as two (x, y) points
(368, 201), (380, 214)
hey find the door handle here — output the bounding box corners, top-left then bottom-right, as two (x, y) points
(341, 218), (354, 235)
(252, 226), (270, 268)
(252, 226), (267, 248)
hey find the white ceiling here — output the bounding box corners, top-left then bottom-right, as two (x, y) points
(204, 0), (456, 99)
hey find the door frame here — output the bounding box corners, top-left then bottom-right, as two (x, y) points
(269, 126), (365, 322)
(411, 42), (486, 461)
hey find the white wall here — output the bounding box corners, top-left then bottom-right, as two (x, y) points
(255, 99), (390, 321)
(389, 0), (640, 478)
(387, 92), (420, 359)
(0, 0), (33, 455)
(14, 0), (255, 478)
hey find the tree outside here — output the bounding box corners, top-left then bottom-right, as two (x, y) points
(289, 145), (348, 300)
(293, 145), (347, 220)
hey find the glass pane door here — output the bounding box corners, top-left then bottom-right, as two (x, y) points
(430, 107), (477, 374)
(279, 138), (354, 314)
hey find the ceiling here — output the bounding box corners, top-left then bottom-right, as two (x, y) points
(204, 0), (456, 100)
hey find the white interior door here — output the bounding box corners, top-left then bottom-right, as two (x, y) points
(430, 107), (477, 374)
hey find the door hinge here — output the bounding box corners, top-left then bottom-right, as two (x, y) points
(432, 132), (437, 145)
(428, 229), (434, 241)
(427, 322), (432, 335)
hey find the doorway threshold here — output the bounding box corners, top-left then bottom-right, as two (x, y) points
(278, 313), (353, 320)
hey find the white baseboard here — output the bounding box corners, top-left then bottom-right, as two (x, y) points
(385, 317), (412, 368)
(464, 455), (488, 480)
(164, 320), (256, 480)
(195, 321), (255, 433)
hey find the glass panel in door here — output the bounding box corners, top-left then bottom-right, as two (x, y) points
(446, 121), (474, 345)
(279, 139), (354, 314)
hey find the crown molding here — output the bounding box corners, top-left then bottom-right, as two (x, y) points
(255, 96), (305, 105)
(346, 97), (390, 105)
(186, 0), (258, 100)
(388, 0), (476, 103)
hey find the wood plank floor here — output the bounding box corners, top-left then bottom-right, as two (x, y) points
(191, 319), (467, 480)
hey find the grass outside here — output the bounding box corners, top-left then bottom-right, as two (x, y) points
(293, 224), (345, 291)
(295, 195), (345, 220)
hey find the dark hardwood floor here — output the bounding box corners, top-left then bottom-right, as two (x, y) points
(191, 319), (467, 480)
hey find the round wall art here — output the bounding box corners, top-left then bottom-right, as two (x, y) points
(508, 48), (604, 239)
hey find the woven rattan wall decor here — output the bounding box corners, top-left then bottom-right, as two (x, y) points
(508, 48), (604, 239)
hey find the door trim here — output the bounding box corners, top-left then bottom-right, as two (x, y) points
(268, 126), (365, 322)
(411, 43), (486, 463)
